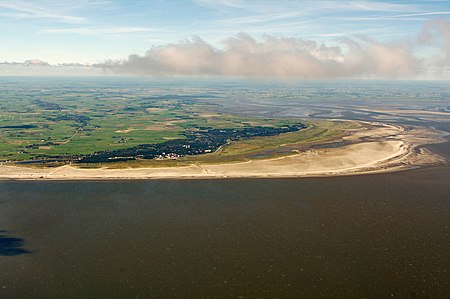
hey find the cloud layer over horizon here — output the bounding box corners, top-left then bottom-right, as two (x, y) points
(3, 20), (450, 79)
(92, 19), (450, 79)
(96, 33), (417, 79)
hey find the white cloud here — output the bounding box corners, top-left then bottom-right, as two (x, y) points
(342, 11), (450, 22)
(41, 26), (159, 38)
(194, 0), (417, 14)
(418, 19), (450, 71)
(6, 20), (450, 79)
(349, 1), (417, 12)
(0, 0), (86, 23)
(23, 59), (51, 66)
(0, 59), (101, 76)
(96, 33), (418, 79)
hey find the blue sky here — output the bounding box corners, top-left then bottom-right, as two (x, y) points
(1, 0), (449, 64)
(1, 1), (450, 79)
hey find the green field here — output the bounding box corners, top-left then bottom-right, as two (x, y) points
(86, 120), (356, 169)
(0, 80), (352, 166)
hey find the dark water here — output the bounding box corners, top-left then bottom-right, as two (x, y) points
(1, 160), (449, 298)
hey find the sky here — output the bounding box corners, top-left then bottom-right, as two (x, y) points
(1, 0), (450, 78)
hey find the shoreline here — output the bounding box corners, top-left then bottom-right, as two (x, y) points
(0, 121), (447, 181)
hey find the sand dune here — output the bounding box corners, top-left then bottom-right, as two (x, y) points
(0, 121), (446, 180)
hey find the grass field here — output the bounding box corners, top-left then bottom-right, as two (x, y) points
(0, 84), (275, 161)
(0, 79), (353, 166)
(92, 120), (355, 169)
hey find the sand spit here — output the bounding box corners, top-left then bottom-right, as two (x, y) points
(0, 121), (447, 180)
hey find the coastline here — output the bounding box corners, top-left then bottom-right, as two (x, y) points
(0, 121), (447, 180)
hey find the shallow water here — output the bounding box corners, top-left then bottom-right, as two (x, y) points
(1, 160), (449, 298)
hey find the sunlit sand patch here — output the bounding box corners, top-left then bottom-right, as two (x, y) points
(146, 108), (167, 112)
(199, 112), (222, 118)
(163, 120), (185, 126)
(115, 123), (183, 133)
(116, 129), (135, 133)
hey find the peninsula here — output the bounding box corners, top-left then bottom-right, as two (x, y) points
(0, 120), (445, 180)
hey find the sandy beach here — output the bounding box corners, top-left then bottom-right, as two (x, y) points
(0, 121), (446, 180)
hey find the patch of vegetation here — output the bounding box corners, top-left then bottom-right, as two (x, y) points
(78, 123), (306, 163)
(0, 81), (313, 165)
(93, 120), (355, 169)
(0, 80), (356, 167)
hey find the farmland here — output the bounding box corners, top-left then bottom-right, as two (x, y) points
(0, 78), (351, 166)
